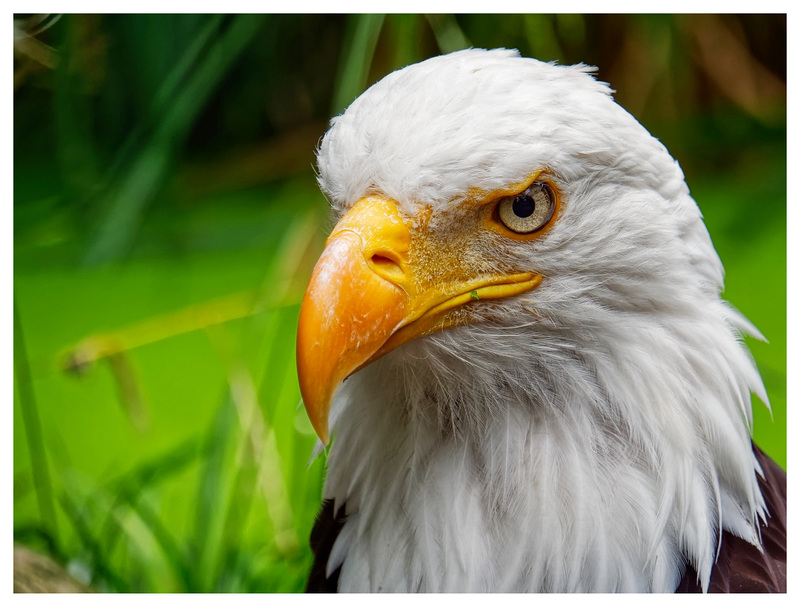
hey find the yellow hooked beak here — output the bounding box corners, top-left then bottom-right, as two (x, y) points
(296, 195), (542, 444)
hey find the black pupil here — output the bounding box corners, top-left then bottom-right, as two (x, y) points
(512, 195), (535, 218)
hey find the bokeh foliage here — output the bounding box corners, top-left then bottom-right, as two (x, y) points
(14, 14), (786, 592)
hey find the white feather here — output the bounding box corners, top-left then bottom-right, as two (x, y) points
(314, 49), (768, 592)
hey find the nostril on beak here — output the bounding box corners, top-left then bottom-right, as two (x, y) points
(370, 253), (405, 283)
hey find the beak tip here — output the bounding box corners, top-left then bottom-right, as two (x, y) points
(298, 381), (332, 446)
(310, 406), (330, 445)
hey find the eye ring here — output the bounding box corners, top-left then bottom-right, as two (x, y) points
(496, 182), (555, 234)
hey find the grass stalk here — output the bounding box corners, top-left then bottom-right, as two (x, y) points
(14, 300), (59, 540)
(331, 14), (385, 115)
(83, 15), (267, 265)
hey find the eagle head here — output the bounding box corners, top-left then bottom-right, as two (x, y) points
(295, 49), (773, 592)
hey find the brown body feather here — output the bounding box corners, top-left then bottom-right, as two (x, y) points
(676, 444), (786, 593)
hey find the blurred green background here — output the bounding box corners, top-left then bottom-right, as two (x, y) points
(14, 14), (786, 592)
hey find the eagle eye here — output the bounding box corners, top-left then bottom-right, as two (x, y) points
(496, 182), (555, 234)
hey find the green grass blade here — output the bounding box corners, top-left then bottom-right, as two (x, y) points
(83, 15), (268, 266)
(426, 14), (470, 54)
(523, 15), (565, 62)
(57, 490), (130, 591)
(331, 14), (385, 115)
(13, 300), (59, 540)
(188, 395), (237, 591)
(98, 15), (227, 194)
(386, 14), (424, 70)
(97, 438), (206, 590)
(115, 490), (191, 591)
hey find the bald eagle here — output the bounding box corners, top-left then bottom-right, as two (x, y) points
(295, 49), (786, 592)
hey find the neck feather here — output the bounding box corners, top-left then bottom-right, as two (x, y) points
(321, 302), (766, 592)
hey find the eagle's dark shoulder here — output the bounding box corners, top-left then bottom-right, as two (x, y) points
(676, 444), (786, 593)
(305, 499), (345, 592)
